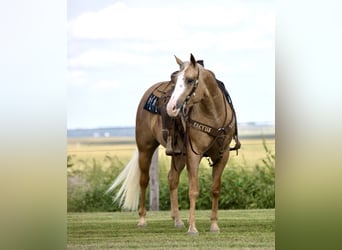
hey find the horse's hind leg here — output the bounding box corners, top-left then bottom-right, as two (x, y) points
(168, 155), (186, 228)
(210, 151), (230, 232)
(137, 146), (158, 227)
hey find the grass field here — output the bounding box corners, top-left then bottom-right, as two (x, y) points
(67, 136), (275, 248)
(67, 137), (275, 169)
(67, 209), (275, 249)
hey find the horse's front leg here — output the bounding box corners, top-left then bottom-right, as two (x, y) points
(210, 150), (230, 232)
(186, 152), (201, 235)
(168, 155), (186, 228)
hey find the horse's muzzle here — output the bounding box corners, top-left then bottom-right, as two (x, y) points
(166, 98), (181, 117)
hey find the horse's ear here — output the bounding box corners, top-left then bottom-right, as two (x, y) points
(190, 53), (197, 67)
(174, 55), (183, 67)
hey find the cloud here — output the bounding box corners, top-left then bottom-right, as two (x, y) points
(93, 80), (121, 89)
(211, 60), (258, 76)
(178, 4), (251, 28)
(67, 1), (275, 128)
(67, 70), (87, 86)
(68, 2), (183, 40)
(68, 1), (274, 55)
(67, 71), (121, 90)
(215, 29), (274, 51)
(68, 48), (151, 67)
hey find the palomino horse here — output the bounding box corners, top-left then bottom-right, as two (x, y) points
(107, 54), (239, 235)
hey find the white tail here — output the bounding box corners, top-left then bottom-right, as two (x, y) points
(106, 149), (141, 211)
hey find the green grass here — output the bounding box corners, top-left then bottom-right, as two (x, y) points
(67, 209), (275, 249)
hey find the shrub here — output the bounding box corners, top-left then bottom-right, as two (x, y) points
(67, 140), (275, 212)
(219, 140), (275, 209)
(67, 156), (123, 212)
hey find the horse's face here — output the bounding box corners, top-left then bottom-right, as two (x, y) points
(166, 54), (199, 117)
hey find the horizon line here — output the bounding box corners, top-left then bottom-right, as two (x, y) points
(67, 121), (275, 130)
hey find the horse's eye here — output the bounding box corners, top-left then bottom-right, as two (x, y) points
(186, 78), (194, 84)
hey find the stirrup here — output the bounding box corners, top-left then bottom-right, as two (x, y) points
(165, 136), (173, 155)
(229, 138), (241, 155)
(165, 136), (183, 155)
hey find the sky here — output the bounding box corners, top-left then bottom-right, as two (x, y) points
(67, 0), (274, 129)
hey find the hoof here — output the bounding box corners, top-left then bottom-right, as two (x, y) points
(187, 226), (199, 236)
(209, 228), (220, 233)
(174, 220), (185, 228)
(210, 221), (220, 233)
(137, 218), (147, 227)
(187, 230), (199, 236)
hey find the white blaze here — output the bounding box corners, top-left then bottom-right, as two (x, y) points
(166, 72), (186, 117)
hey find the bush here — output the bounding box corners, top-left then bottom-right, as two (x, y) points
(219, 140), (275, 209)
(67, 156), (123, 212)
(67, 141), (275, 212)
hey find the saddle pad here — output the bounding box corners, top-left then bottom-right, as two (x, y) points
(143, 93), (161, 114)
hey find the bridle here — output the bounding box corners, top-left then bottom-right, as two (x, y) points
(181, 67), (200, 115)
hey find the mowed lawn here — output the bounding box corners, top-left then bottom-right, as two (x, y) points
(67, 209), (275, 249)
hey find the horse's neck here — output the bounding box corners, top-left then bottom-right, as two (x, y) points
(193, 74), (227, 125)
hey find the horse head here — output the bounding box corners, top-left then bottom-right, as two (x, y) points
(166, 54), (201, 117)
